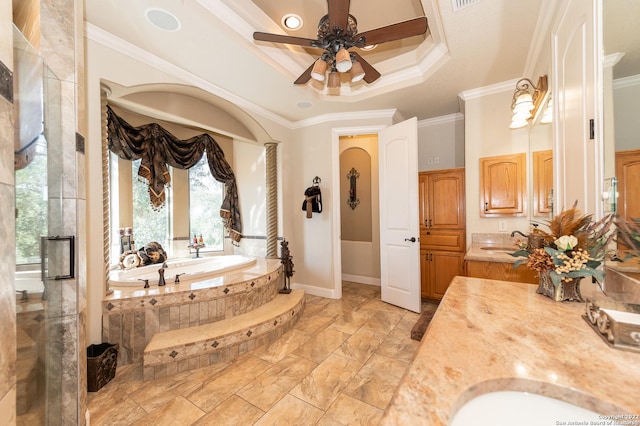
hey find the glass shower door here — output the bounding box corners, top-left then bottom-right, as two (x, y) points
(14, 25), (75, 426)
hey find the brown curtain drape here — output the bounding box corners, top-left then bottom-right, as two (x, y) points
(106, 105), (242, 243)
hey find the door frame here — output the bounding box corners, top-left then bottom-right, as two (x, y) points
(331, 125), (386, 299)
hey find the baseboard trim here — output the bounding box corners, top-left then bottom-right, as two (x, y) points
(291, 282), (339, 299)
(341, 274), (381, 286)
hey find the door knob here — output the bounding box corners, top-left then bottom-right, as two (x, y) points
(404, 237), (416, 242)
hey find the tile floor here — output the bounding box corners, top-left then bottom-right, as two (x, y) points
(87, 282), (439, 425)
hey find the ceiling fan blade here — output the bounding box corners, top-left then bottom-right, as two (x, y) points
(294, 63), (315, 85)
(357, 17), (428, 46)
(352, 52), (381, 84)
(253, 32), (318, 47)
(328, 0), (350, 36)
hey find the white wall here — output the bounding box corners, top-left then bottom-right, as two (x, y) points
(418, 113), (465, 171)
(463, 87), (531, 247)
(286, 116), (395, 297)
(613, 76), (640, 152)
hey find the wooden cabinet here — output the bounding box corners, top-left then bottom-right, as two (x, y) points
(421, 249), (465, 299)
(616, 149), (640, 222)
(464, 260), (538, 284)
(419, 168), (465, 300)
(419, 170), (465, 230)
(480, 153), (527, 217)
(533, 150), (553, 217)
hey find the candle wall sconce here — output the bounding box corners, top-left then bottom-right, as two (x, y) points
(347, 167), (360, 209)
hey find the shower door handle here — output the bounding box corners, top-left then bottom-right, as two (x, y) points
(41, 235), (75, 281)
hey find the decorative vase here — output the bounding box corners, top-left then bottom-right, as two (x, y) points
(537, 271), (584, 302)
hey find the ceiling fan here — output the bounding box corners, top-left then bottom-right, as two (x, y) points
(253, 0), (428, 88)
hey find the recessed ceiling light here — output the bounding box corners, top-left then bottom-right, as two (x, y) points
(145, 8), (181, 32)
(282, 13), (303, 31)
(296, 100), (313, 109)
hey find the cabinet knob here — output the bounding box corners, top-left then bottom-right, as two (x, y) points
(484, 202), (488, 212)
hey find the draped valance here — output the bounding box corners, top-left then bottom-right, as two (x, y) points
(106, 105), (242, 243)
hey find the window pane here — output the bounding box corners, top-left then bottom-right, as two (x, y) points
(132, 159), (170, 251)
(189, 155), (224, 251)
(15, 136), (48, 265)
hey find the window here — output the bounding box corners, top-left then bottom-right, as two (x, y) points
(110, 153), (224, 263)
(189, 155), (224, 251)
(131, 159), (170, 251)
(15, 135), (48, 265)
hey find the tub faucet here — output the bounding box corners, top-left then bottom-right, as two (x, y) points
(510, 230), (527, 238)
(158, 267), (166, 287)
(16, 290), (28, 302)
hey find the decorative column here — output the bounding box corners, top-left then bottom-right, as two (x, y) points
(265, 142), (278, 257)
(100, 84), (112, 293)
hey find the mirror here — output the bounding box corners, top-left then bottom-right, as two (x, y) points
(604, 2), (640, 222)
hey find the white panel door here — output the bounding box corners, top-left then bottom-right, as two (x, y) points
(553, 0), (599, 215)
(378, 118), (421, 313)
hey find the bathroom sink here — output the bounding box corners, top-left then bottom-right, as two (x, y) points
(450, 391), (602, 426)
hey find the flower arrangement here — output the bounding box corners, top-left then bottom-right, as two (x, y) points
(614, 215), (640, 260)
(510, 204), (615, 288)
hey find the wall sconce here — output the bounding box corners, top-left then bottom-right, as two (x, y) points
(510, 75), (548, 129)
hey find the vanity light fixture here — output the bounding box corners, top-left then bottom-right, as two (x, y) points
(509, 75), (548, 129)
(540, 97), (553, 124)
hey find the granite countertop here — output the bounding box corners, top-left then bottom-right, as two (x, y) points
(463, 233), (524, 263)
(382, 276), (640, 425)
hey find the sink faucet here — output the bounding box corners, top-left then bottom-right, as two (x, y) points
(510, 230), (527, 238)
(16, 290), (28, 302)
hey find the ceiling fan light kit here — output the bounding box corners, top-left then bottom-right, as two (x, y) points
(253, 0), (428, 91)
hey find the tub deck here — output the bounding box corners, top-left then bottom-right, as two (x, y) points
(102, 257), (301, 374)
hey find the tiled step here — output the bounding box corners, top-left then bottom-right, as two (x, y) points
(143, 289), (305, 380)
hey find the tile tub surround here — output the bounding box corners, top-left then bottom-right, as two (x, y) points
(143, 290), (305, 380)
(102, 258), (283, 365)
(382, 276), (640, 425)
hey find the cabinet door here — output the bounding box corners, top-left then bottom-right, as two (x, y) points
(480, 153), (526, 217)
(418, 173), (429, 233)
(428, 170), (465, 229)
(424, 251), (464, 300)
(533, 150), (553, 217)
(616, 149), (640, 222)
(465, 260), (538, 284)
(420, 247), (429, 298)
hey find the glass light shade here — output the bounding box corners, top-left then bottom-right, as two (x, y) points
(335, 49), (352, 72)
(510, 117), (529, 129)
(349, 61), (365, 82)
(513, 93), (534, 113)
(328, 71), (341, 88)
(512, 109), (532, 120)
(310, 59), (327, 81)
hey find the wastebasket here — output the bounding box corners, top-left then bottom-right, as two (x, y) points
(86, 343), (118, 392)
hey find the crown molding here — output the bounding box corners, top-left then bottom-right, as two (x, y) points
(292, 109), (399, 129)
(613, 73), (640, 90)
(86, 23), (295, 129)
(418, 112), (464, 127)
(458, 78), (519, 101)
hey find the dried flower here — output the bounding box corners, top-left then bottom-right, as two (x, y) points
(510, 203), (615, 287)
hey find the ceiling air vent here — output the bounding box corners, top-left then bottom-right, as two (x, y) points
(451, 0), (482, 12)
